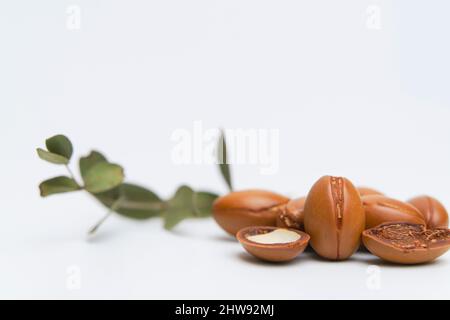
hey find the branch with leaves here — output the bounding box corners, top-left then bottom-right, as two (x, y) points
(37, 134), (220, 235)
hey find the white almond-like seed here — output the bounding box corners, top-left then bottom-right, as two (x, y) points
(247, 229), (301, 244)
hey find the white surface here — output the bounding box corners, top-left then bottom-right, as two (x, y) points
(1, 0), (450, 299)
(2, 217), (449, 299)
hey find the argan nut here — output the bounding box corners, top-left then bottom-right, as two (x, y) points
(236, 226), (310, 262)
(212, 190), (290, 235)
(276, 197), (306, 230)
(362, 222), (450, 264)
(357, 187), (384, 197)
(303, 176), (365, 260)
(362, 195), (425, 229)
(407, 195), (449, 229)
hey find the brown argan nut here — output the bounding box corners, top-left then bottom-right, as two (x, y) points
(236, 226), (310, 262)
(362, 222), (450, 264)
(212, 190), (290, 235)
(407, 195), (449, 229)
(303, 176), (365, 260)
(357, 187), (384, 197)
(276, 197), (306, 230)
(362, 195), (425, 229)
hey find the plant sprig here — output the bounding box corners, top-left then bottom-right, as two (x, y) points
(217, 129), (233, 192)
(37, 134), (219, 235)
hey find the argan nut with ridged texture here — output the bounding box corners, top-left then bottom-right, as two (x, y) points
(357, 187), (384, 197)
(407, 195), (448, 229)
(276, 197), (306, 230)
(212, 190), (290, 235)
(362, 195), (425, 229)
(362, 222), (450, 264)
(236, 226), (310, 262)
(303, 176), (365, 260)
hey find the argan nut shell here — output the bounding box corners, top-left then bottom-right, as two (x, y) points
(212, 190), (290, 235)
(276, 197), (306, 230)
(303, 176), (365, 261)
(357, 187), (384, 197)
(236, 226), (310, 262)
(362, 222), (450, 264)
(362, 195), (425, 229)
(407, 195), (449, 229)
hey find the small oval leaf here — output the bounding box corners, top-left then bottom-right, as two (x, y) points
(163, 185), (195, 230)
(39, 176), (80, 197)
(83, 162), (124, 193)
(46, 135), (73, 160)
(37, 148), (69, 165)
(193, 191), (219, 217)
(79, 150), (107, 179)
(95, 183), (164, 219)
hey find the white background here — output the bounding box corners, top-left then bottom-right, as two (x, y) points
(1, 0), (450, 299)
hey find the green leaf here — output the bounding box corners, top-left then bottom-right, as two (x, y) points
(217, 129), (233, 191)
(46, 135), (73, 160)
(95, 183), (164, 219)
(193, 191), (218, 217)
(79, 151), (107, 179)
(39, 176), (80, 197)
(37, 148), (69, 165)
(83, 162), (124, 193)
(163, 185), (196, 230)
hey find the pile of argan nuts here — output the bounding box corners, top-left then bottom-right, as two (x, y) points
(212, 176), (450, 264)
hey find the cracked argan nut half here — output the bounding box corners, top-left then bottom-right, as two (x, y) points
(303, 176), (365, 260)
(362, 195), (425, 229)
(276, 197), (306, 230)
(407, 195), (449, 229)
(362, 222), (450, 264)
(357, 187), (384, 197)
(212, 190), (290, 235)
(236, 226), (310, 262)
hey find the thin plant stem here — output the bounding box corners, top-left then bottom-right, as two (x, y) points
(65, 164), (82, 187)
(88, 198), (121, 235)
